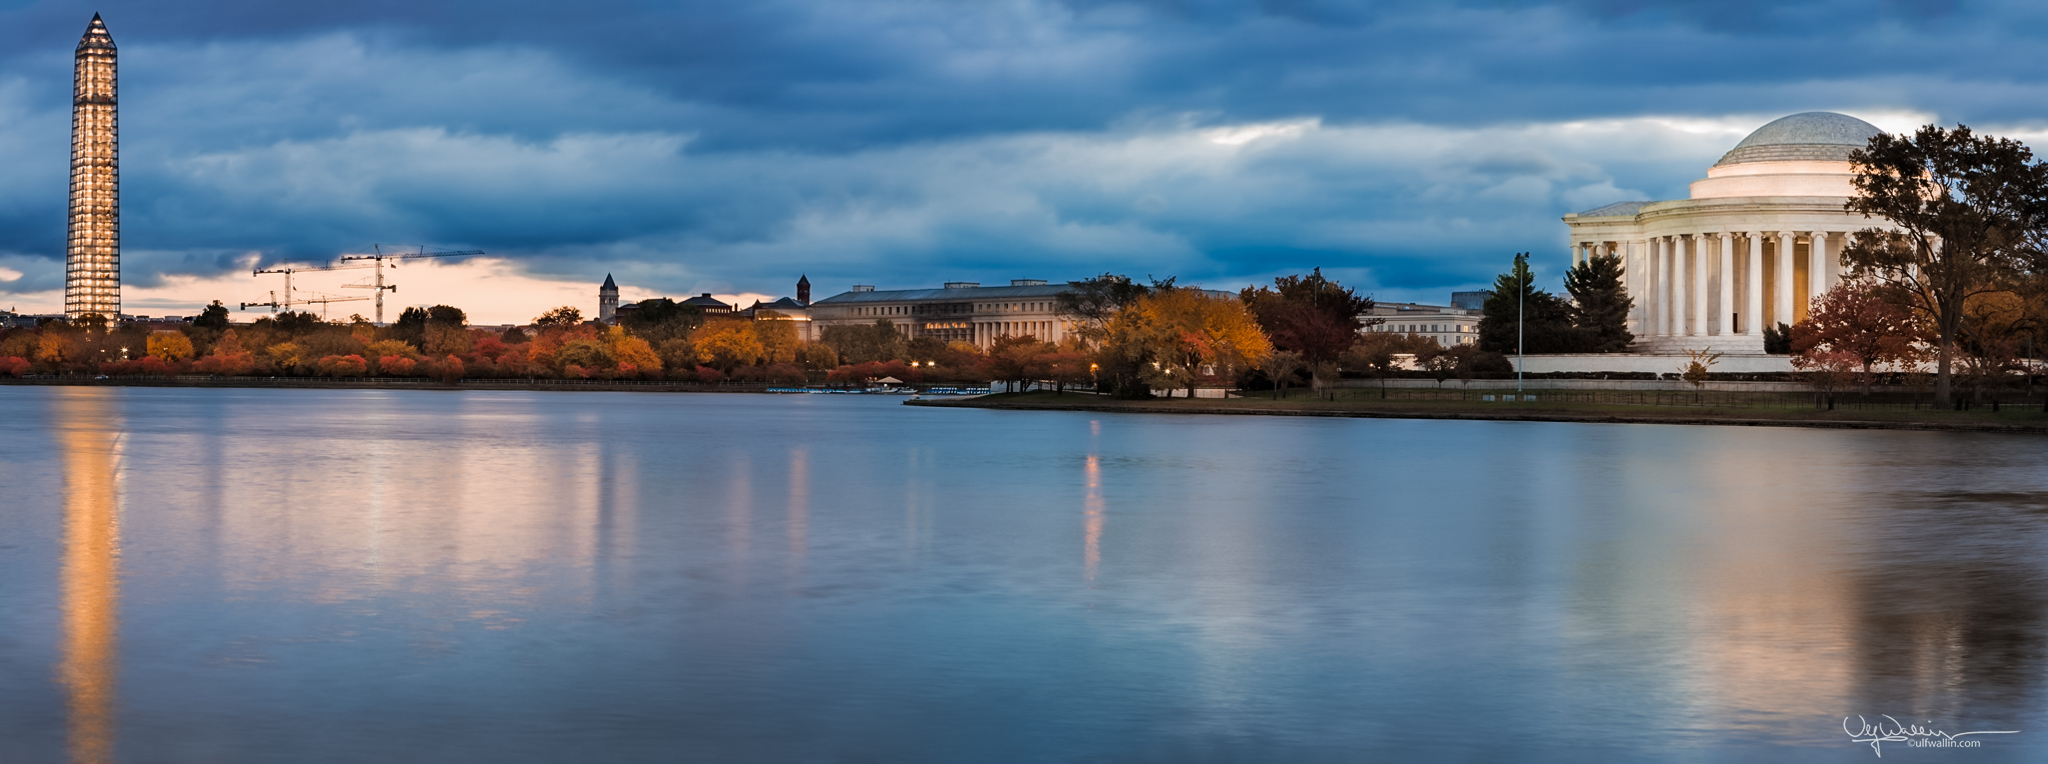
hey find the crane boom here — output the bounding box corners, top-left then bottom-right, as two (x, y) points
(336, 245), (487, 324)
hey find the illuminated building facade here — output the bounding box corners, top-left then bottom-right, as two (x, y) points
(66, 14), (119, 320)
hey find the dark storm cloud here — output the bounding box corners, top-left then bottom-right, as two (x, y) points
(0, 0), (2044, 309)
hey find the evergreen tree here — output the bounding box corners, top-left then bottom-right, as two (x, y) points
(619, 298), (703, 342)
(193, 300), (231, 331)
(1478, 253), (1582, 354)
(1564, 254), (1635, 352)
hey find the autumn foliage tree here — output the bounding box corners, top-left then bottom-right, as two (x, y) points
(1841, 124), (2048, 408)
(1791, 280), (1926, 393)
(1103, 285), (1271, 398)
(1241, 268), (1375, 386)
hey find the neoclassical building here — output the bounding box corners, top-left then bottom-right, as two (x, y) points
(1563, 112), (1889, 354)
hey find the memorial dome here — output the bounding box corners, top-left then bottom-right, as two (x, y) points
(1713, 112), (1882, 167)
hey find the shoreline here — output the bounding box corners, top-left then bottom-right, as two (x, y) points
(906, 394), (2048, 435)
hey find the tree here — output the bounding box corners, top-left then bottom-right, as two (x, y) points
(1762, 322), (1793, 354)
(146, 331), (194, 362)
(392, 307), (430, 345)
(1791, 349), (1857, 410)
(1043, 351), (1093, 394)
(193, 300), (231, 331)
(1342, 334), (1404, 399)
(1563, 254), (1634, 352)
(987, 336), (1053, 392)
(1055, 273), (1154, 346)
(605, 327), (664, 377)
(1263, 350), (1306, 399)
(620, 298), (703, 342)
(694, 321), (764, 370)
(796, 342), (839, 371)
(753, 311), (800, 364)
(1417, 344), (1459, 387)
(426, 305), (467, 327)
(259, 311), (323, 336)
(1791, 280), (1925, 394)
(819, 320), (906, 364)
(655, 337), (700, 371)
(1479, 254), (1582, 354)
(1241, 268), (1376, 386)
(35, 332), (78, 366)
(1679, 348), (1721, 400)
(1840, 123), (2048, 408)
(535, 306), (583, 328)
(1101, 286), (1271, 398)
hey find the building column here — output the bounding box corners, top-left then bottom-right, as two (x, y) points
(1644, 238), (1659, 337)
(1634, 239), (1650, 335)
(1660, 236), (1675, 337)
(1717, 232), (1734, 335)
(1671, 235), (1688, 337)
(1776, 231), (1796, 328)
(1809, 231), (1829, 301)
(1745, 233), (1764, 336)
(1689, 233), (1706, 337)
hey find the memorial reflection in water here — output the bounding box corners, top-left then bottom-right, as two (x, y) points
(58, 390), (121, 764)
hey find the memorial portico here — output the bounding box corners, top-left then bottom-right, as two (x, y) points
(1562, 112), (1893, 355)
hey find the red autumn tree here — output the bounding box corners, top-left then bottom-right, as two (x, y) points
(1791, 280), (1927, 392)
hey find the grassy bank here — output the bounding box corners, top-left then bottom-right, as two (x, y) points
(907, 390), (2048, 434)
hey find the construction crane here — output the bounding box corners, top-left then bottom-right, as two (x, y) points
(297, 293), (372, 321)
(248, 267), (300, 312)
(240, 291), (283, 312)
(339, 245), (486, 324)
(248, 262), (373, 313)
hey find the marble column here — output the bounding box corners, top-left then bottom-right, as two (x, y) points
(1690, 233), (1707, 337)
(1646, 236), (1662, 333)
(1717, 232), (1734, 336)
(1809, 232), (1829, 300)
(1637, 239), (1651, 336)
(1745, 233), (1764, 336)
(1776, 231), (1796, 328)
(1671, 235), (1689, 336)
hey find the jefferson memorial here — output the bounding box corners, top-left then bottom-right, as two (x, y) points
(1562, 111), (1885, 355)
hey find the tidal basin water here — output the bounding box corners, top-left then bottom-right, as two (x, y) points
(5, 387), (2048, 762)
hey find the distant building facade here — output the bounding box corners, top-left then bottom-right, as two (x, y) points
(1363, 299), (1479, 346)
(809, 280), (1074, 348)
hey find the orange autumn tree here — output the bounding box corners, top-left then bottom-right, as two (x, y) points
(604, 327), (663, 378)
(146, 331), (194, 363)
(693, 321), (764, 370)
(1104, 286), (1271, 398)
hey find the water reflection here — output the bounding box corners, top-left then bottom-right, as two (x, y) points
(1850, 489), (2048, 721)
(56, 389), (122, 764)
(788, 447), (809, 580)
(8, 391), (2048, 762)
(1083, 455), (1103, 582)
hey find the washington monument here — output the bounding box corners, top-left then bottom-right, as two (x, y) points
(66, 14), (119, 319)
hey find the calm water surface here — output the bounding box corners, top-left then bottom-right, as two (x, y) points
(4, 386), (2048, 762)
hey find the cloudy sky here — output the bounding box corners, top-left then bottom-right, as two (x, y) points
(0, 0), (2040, 323)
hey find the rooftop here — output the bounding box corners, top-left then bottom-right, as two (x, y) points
(1713, 112), (1882, 167)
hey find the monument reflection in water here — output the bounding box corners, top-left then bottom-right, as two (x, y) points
(57, 389), (121, 764)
